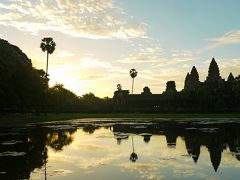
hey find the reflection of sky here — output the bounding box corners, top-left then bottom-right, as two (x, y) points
(31, 128), (240, 180)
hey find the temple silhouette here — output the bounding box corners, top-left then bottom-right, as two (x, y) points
(113, 58), (239, 112)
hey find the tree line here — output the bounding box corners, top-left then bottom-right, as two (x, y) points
(0, 38), (239, 113)
(0, 38), (112, 113)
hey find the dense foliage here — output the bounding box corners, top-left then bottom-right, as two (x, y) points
(0, 39), (47, 112)
(0, 39), (113, 113)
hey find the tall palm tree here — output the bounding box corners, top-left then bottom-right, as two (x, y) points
(40, 37), (56, 77)
(130, 68), (137, 94)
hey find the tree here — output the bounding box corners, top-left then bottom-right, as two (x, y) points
(81, 93), (102, 112)
(0, 38), (47, 112)
(117, 84), (122, 91)
(40, 37), (56, 77)
(130, 69), (137, 94)
(48, 84), (79, 112)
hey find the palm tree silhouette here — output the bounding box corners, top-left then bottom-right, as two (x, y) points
(130, 136), (138, 162)
(130, 69), (137, 94)
(40, 37), (56, 77)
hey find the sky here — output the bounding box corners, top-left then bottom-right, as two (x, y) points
(0, 0), (240, 97)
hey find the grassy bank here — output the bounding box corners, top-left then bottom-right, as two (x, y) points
(1, 113), (240, 124)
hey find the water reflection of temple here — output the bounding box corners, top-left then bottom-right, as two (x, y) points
(1, 120), (240, 179)
(111, 120), (240, 172)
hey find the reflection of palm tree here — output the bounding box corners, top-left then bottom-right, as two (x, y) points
(40, 37), (56, 77)
(130, 136), (138, 162)
(130, 69), (137, 94)
(42, 147), (48, 180)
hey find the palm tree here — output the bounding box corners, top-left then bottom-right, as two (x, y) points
(40, 37), (56, 77)
(130, 68), (137, 94)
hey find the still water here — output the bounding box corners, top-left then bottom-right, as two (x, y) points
(0, 118), (240, 180)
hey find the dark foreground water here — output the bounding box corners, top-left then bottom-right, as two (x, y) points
(0, 118), (240, 180)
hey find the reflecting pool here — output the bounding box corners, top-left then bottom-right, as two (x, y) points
(1, 118), (240, 179)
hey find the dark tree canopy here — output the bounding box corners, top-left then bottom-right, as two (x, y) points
(0, 38), (47, 111)
(40, 37), (56, 54)
(130, 69), (137, 79)
(130, 68), (137, 94)
(47, 84), (79, 112)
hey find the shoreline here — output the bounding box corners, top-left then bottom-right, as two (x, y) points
(1, 113), (240, 124)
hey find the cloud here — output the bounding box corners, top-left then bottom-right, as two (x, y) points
(79, 74), (106, 81)
(79, 57), (128, 74)
(214, 58), (240, 78)
(56, 51), (75, 58)
(80, 57), (112, 69)
(119, 45), (163, 63)
(207, 30), (240, 48)
(119, 44), (196, 66)
(52, 169), (73, 176)
(156, 57), (194, 67)
(171, 50), (195, 57)
(0, 0), (146, 39)
(119, 53), (159, 63)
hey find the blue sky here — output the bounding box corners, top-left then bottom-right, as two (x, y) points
(0, 0), (239, 97)
(122, 0), (240, 48)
